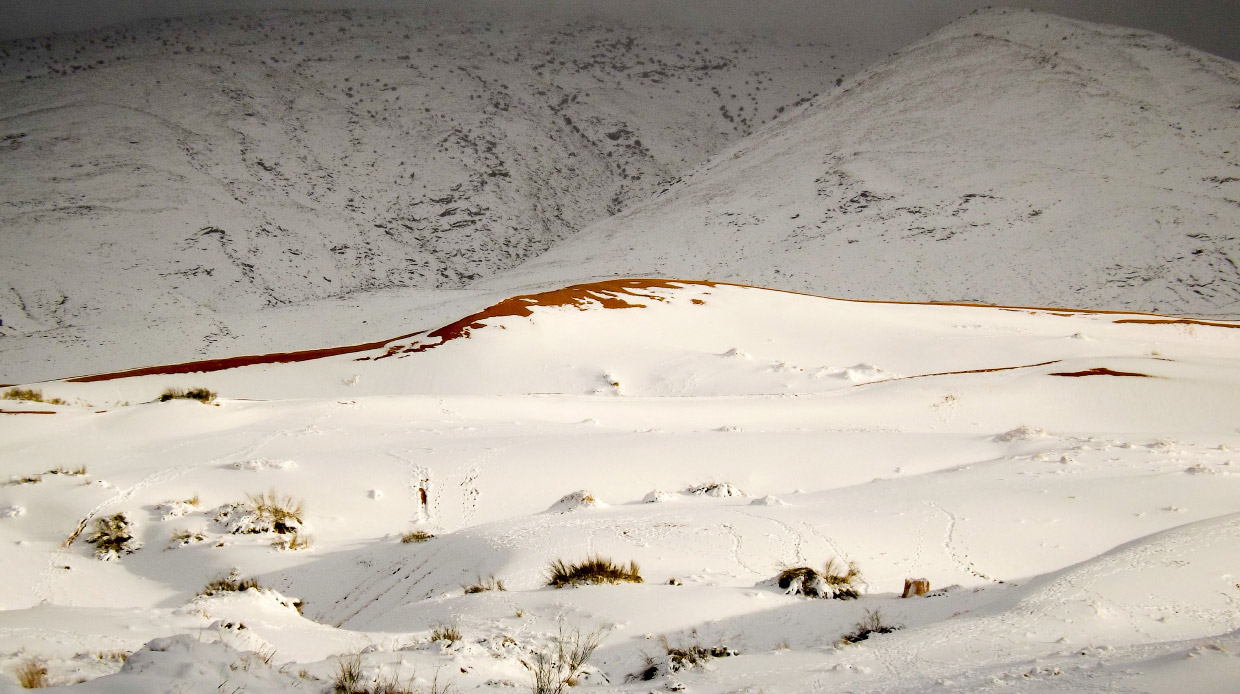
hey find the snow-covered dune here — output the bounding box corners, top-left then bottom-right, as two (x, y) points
(1, 279), (1237, 691)
(509, 8), (1240, 317)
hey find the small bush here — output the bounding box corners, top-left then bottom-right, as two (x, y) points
(838, 608), (900, 645)
(531, 621), (606, 694)
(159, 387), (217, 403)
(430, 619), (462, 644)
(463, 575), (505, 594)
(400, 529), (434, 543)
(245, 490), (304, 534)
(662, 636), (737, 672)
(272, 531), (313, 551)
(546, 556), (643, 588)
(15, 657), (48, 688)
(85, 513), (139, 560)
(776, 558), (862, 599)
(332, 654), (365, 694)
(168, 529), (206, 547)
(7, 474), (42, 486)
(3, 388), (66, 405)
(632, 636), (736, 680)
(201, 571), (262, 596)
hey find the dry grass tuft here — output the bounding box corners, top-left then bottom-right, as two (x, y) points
(15, 658), (48, 688)
(400, 529), (434, 543)
(246, 490), (304, 534)
(3, 388), (66, 405)
(272, 531), (313, 551)
(546, 556), (643, 588)
(838, 608), (900, 645)
(463, 575), (505, 594)
(85, 513), (139, 559)
(429, 619), (462, 644)
(776, 558), (862, 599)
(159, 387), (217, 403)
(201, 571), (262, 596)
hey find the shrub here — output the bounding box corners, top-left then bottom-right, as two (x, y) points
(168, 529), (206, 548)
(3, 388), (66, 405)
(546, 556), (643, 588)
(463, 575), (505, 594)
(7, 474), (42, 486)
(430, 619), (462, 644)
(632, 635), (736, 680)
(332, 654), (365, 694)
(400, 529), (434, 543)
(85, 513), (139, 560)
(838, 608), (900, 645)
(531, 621), (606, 694)
(201, 571), (262, 596)
(159, 387), (217, 403)
(272, 531), (313, 551)
(661, 635), (737, 672)
(776, 558), (862, 599)
(15, 657), (48, 688)
(245, 490), (304, 534)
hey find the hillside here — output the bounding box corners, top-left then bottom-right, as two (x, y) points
(508, 9), (1240, 317)
(1, 280), (1238, 692)
(0, 9), (856, 383)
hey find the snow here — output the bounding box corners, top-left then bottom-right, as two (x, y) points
(1, 279), (1238, 692)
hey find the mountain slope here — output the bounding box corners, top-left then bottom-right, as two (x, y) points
(0, 9), (854, 381)
(506, 8), (1240, 316)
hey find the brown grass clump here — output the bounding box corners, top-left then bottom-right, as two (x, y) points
(3, 388), (66, 405)
(429, 620), (462, 644)
(158, 387), (217, 403)
(838, 608), (900, 645)
(201, 571), (262, 596)
(776, 558), (862, 599)
(15, 658), (49, 688)
(400, 529), (434, 543)
(246, 491), (304, 534)
(546, 556), (643, 588)
(463, 575), (505, 594)
(85, 513), (139, 560)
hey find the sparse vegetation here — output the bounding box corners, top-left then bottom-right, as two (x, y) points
(400, 529), (434, 543)
(245, 490), (304, 534)
(463, 575), (505, 594)
(776, 558), (862, 599)
(531, 621), (606, 694)
(158, 387), (217, 403)
(332, 654), (365, 694)
(15, 657), (49, 688)
(838, 608), (900, 645)
(632, 635), (737, 680)
(167, 529), (206, 547)
(430, 619), (462, 644)
(7, 474), (42, 486)
(546, 556), (643, 588)
(7, 466), (87, 486)
(272, 531), (313, 551)
(201, 570), (262, 596)
(3, 388), (66, 405)
(85, 513), (139, 560)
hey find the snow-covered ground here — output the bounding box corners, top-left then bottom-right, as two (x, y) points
(2, 280), (1238, 692)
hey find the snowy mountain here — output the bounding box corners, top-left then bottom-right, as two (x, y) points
(1, 279), (1238, 692)
(508, 9), (1240, 316)
(0, 9), (855, 382)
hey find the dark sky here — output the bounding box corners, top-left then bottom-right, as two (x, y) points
(0, 0), (1236, 61)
